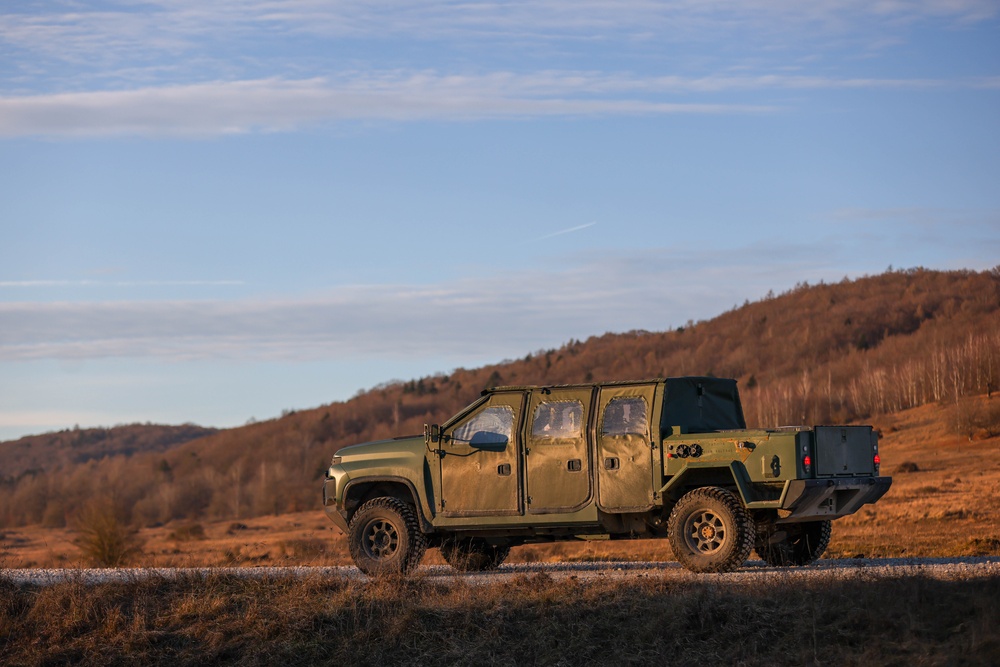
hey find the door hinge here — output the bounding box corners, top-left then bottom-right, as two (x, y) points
(527, 496), (532, 505)
(440, 499), (446, 508)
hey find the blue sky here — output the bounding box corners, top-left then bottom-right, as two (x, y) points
(1, 1), (999, 439)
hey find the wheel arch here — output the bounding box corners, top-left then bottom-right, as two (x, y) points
(343, 477), (432, 532)
(660, 461), (754, 506)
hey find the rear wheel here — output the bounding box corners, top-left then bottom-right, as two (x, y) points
(667, 487), (753, 573)
(440, 537), (511, 572)
(755, 520), (831, 566)
(348, 497), (427, 576)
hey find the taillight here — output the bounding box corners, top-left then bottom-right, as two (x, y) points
(873, 439), (880, 475)
(802, 441), (812, 475)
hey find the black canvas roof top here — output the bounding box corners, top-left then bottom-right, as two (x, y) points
(661, 376), (746, 433)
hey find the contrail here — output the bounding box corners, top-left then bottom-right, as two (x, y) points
(537, 222), (597, 240)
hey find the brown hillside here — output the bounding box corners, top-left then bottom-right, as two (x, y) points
(0, 423), (217, 480)
(0, 267), (997, 531)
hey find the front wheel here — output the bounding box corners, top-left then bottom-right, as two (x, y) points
(755, 520), (831, 566)
(440, 537), (511, 572)
(667, 487), (754, 573)
(348, 497), (427, 576)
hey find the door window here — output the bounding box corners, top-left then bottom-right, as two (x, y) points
(451, 406), (514, 448)
(531, 400), (584, 440)
(601, 397), (648, 437)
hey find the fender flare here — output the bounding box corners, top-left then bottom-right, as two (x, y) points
(343, 476), (434, 533)
(659, 461), (755, 505)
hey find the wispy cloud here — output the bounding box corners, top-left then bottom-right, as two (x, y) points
(2, 0), (994, 137)
(3, 0), (996, 100)
(2, 68), (985, 138)
(2, 239), (995, 363)
(0, 247), (851, 363)
(3, 0), (995, 68)
(0, 410), (123, 431)
(0, 280), (244, 288)
(0, 74), (784, 137)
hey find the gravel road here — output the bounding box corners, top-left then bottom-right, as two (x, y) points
(3, 556), (999, 586)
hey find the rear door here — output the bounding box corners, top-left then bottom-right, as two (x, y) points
(524, 387), (594, 513)
(814, 426), (876, 477)
(596, 384), (657, 512)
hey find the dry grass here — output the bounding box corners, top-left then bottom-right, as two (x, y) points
(1, 570), (998, 666)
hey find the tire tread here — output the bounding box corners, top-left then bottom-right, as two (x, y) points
(667, 487), (754, 573)
(347, 496), (428, 576)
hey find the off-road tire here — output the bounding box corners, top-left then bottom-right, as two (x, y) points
(348, 497), (428, 576)
(440, 538), (511, 572)
(755, 520), (832, 567)
(667, 487), (754, 573)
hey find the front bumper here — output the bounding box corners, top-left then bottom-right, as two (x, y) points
(322, 475), (350, 534)
(777, 476), (892, 523)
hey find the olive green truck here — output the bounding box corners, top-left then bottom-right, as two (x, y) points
(322, 377), (891, 575)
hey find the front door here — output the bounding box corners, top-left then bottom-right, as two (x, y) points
(524, 387), (594, 513)
(439, 392), (523, 517)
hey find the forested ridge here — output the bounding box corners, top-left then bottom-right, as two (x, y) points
(2, 267), (998, 529)
(0, 424), (217, 480)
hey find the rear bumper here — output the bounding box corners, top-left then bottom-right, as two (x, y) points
(777, 476), (892, 523)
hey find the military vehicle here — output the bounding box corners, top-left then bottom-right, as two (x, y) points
(322, 377), (891, 575)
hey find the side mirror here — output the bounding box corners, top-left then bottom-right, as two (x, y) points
(424, 424), (441, 444)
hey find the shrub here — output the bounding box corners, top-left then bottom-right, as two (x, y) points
(73, 499), (144, 567)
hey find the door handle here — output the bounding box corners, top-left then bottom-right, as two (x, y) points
(497, 463), (511, 476)
(604, 457), (620, 470)
(567, 459), (582, 472)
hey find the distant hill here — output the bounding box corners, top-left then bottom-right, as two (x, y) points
(0, 423), (217, 480)
(1, 267), (997, 529)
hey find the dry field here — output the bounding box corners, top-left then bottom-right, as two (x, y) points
(2, 397), (999, 570)
(830, 396), (1000, 559)
(2, 567), (999, 666)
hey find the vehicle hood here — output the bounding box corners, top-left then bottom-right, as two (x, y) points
(335, 435), (425, 461)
